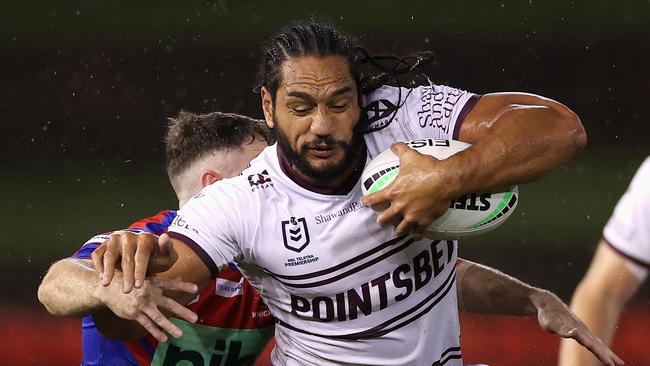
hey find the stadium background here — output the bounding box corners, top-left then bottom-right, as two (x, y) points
(2, 1), (649, 365)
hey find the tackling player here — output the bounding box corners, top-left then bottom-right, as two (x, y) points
(559, 157), (650, 366)
(38, 111), (276, 365)
(91, 20), (622, 366)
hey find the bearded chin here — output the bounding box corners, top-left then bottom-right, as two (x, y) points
(273, 123), (364, 186)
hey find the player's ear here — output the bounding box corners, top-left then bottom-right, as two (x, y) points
(201, 170), (221, 187)
(261, 86), (274, 129)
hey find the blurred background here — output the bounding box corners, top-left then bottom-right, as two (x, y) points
(2, 0), (649, 365)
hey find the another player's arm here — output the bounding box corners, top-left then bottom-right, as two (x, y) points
(455, 258), (624, 366)
(38, 257), (160, 339)
(90, 232), (222, 339)
(38, 257), (111, 317)
(92, 233), (212, 341)
(559, 240), (643, 366)
(38, 233), (202, 342)
(455, 258), (536, 316)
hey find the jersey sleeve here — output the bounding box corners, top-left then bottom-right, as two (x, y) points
(72, 211), (176, 260)
(72, 233), (112, 259)
(408, 83), (480, 140)
(364, 82), (480, 141)
(167, 184), (245, 278)
(603, 157), (650, 268)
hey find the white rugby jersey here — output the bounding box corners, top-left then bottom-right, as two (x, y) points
(168, 84), (480, 365)
(603, 157), (650, 273)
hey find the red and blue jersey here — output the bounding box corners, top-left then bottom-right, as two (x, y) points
(73, 210), (275, 366)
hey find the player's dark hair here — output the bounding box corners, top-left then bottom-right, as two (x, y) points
(255, 19), (436, 132)
(165, 111), (273, 178)
(255, 19), (359, 103)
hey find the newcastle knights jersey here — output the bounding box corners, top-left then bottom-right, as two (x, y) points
(73, 210), (275, 366)
(168, 84), (480, 365)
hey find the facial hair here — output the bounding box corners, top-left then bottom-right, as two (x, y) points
(273, 116), (364, 186)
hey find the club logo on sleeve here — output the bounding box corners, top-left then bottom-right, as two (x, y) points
(248, 169), (273, 191)
(364, 98), (398, 131)
(281, 217), (310, 253)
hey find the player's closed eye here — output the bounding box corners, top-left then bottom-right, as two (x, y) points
(290, 105), (314, 115)
(329, 103), (348, 112)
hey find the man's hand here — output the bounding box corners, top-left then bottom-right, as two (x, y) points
(531, 290), (624, 366)
(92, 231), (178, 292)
(93, 272), (199, 342)
(362, 143), (456, 240)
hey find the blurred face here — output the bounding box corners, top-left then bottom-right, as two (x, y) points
(262, 55), (363, 185)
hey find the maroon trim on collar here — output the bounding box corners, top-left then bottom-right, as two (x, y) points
(453, 94), (482, 140)
(277, 144), (367, 196)
(603, 236), (650, 269)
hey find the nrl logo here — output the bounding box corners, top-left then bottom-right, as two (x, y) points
(248, 169), (273, 191)
(281, 217), (310, 253)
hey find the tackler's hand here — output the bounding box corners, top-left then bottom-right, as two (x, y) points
(92, 231), (178, 292)
(362, 143), (455, 240)
(94, 273), (198, 342)
(533, 290), (624, 366)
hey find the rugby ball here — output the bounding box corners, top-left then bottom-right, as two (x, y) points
(361, 139), (519, 239)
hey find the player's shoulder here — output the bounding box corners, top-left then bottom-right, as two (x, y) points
(363, 82), (471, 133)
(618, 156), (650, 207)
(630, 157), (650, 189)
(127, 210), (177, 234)
(364, 82), (468, 104)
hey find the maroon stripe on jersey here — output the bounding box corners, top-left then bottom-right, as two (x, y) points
(277, 143), (368, 196)
(167, 232), (219, 277)
(431, 347), (463, 366)
(603, 236), (650, 269)
(452, 94), (482, 140)
(265, 238), (418, 288)
(264, 235), (409, 281)
(277, 268), (455, 340)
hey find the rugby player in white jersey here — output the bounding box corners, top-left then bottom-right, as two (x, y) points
(92, 21), (622, 366)
(559, 157), (650, 366)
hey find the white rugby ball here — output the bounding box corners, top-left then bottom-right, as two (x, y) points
(361, 139), (519, 239)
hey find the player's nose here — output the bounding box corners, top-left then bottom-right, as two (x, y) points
(310, 108), (335, 137)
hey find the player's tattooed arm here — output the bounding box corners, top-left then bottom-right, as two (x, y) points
(455, 259), (624, 366)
